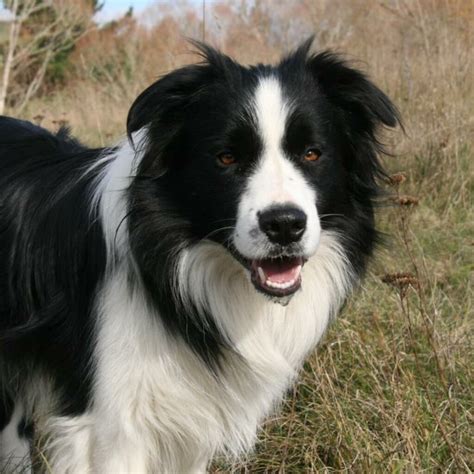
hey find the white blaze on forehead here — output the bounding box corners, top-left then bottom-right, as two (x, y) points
(251, 76), (293, 202)
(253, 76), (288, 154)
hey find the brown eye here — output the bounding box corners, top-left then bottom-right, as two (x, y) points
(217, 152), (236, 166)
(304, 148), (321, 162)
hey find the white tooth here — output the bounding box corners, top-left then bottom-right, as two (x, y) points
(257, 267), (266, 284)
(265, 277), (300, 289)
(263, 265), (302, 290)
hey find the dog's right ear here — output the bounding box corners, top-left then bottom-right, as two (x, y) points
(126, 64), (212, 142)
(127, 41), (239, 147)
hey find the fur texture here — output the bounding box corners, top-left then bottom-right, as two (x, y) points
(0, 40), (399, 472)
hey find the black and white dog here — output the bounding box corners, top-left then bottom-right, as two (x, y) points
(0, 40), (400, 472)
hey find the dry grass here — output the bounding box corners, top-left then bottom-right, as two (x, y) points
(6, 0), (473, 471)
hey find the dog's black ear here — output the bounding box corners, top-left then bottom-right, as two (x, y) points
(126, 63), (212, 141)
(127, 41), (239, 143)
(283, 38), (401, 131)
(308, 50), (401, 131)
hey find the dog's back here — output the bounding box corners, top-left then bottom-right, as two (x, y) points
(0, 118), (107, 467)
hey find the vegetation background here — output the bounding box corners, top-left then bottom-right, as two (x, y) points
(1, 0), (473, 471)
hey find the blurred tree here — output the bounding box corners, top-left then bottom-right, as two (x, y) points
(0, 0), (101, 114)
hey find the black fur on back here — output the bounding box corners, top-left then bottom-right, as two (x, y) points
(0, 117), (107, 414)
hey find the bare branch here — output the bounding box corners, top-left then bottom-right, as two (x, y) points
(0, 0), (20, 114)
(1, 0), (94, 112)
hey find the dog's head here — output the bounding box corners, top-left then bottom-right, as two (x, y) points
(127, 39), (400, 303)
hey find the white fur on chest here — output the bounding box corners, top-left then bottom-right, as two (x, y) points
(78, 232), (348, 473)
(44, 236), (350, 473)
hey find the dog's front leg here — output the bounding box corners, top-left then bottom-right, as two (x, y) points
(90, 425), (149, 474)
(91, 431), (210, 474)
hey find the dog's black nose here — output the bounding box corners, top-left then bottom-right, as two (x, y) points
(258, 206), (307, 245)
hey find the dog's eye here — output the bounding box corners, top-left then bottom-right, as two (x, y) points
(217, 152), (237, 167)
(304, 148), (322, 162)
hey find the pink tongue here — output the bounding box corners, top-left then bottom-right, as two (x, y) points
(260, 258), (301, 284)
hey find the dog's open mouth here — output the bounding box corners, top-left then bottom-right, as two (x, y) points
(250, 256), (303, 298)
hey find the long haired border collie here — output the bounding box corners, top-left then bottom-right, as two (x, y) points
(0, 39), (400, 472)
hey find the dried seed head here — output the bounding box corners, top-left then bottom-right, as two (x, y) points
(381, 272), (420, 289)
(387, 172), (407, 186)
(52, 119), (69, 128)
(392, 195), (419, 206)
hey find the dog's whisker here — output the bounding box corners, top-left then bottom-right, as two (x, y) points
(319, 213), (345, 220)
(202, 226), (235, 241)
